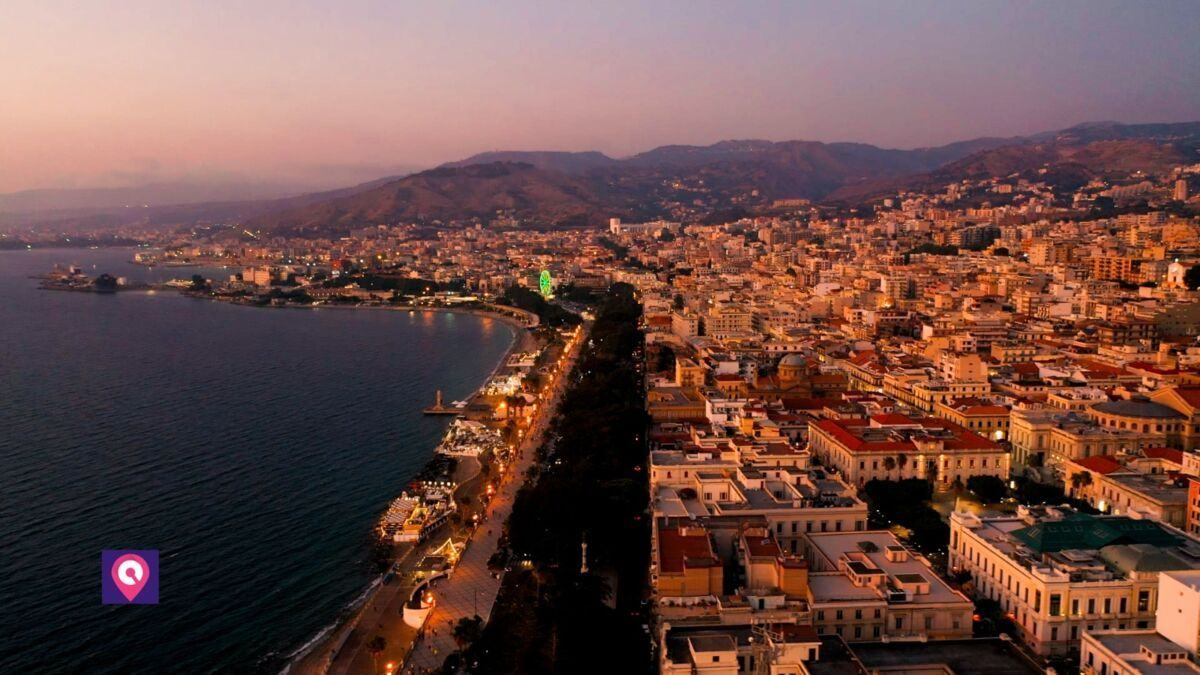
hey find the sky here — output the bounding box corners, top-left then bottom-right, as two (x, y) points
(1, 0), (1199, 193)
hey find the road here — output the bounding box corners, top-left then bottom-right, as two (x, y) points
(404, 324), (587, 674)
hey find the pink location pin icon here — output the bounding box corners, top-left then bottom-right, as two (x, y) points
(111, 553), (150, 601)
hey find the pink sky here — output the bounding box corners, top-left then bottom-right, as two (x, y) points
(2, 1), (1198, 193)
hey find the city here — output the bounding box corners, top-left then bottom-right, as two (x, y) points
(3, 2), (1200, 674)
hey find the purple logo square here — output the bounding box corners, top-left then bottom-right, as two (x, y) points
(101, 550), (159, 604)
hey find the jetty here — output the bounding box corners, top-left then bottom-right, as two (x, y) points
(422, 390), (462, 416)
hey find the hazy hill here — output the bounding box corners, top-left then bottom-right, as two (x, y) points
(250, 162), (610, 230)
(441, 151), (618, 174)
(827, 123), (1200, 201)
(9, 121), (1199, 231)
(0, 182), (306, 213)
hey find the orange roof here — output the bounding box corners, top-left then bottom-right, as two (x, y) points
(1144, 447), (1185, 464)
(1073, 455), (1125, 475)
(849, 351), (877, 366)
(743, 533), (783, 559)
(658, 525), (719, 574)
(812, 416), (999, 453)
(1175, 387), (1200, 408)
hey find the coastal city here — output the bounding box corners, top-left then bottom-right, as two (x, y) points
(15, 143), (1200, 675)
(5, 3), (1200, 674)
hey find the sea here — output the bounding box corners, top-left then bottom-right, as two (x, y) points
(0, 248), (514, 673)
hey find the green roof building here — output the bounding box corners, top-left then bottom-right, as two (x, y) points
(1010, 513), (1180, 554)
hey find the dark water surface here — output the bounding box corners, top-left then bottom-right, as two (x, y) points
(0, 249), (513, 673)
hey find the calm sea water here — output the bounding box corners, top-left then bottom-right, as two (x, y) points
(0, 248), (513, 673)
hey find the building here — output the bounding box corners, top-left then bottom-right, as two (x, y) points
(809, 414), (1009, 487)
(1063, 452), (1189, 528)
(934, 396), (1012, 443)
(659, 624), (821, 674)
(655, 522), (724, 598)
(803, 530), (974, 642)
(651, 453), (869, 555)
(1009, 409), (1151, 471)
(676, 356), (706, 388)
(1080, 569), (1200, 674)
(949, 507), (1200, 656)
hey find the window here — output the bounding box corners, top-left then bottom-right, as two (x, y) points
(874, 608), (881, 619)
(924, 615), (933, 630)
(1051, 626), (1058, 641)
(854, 609), (862, 620)
(894, 616), (903, 630)
(1119, 598), (1127, 614)
(1049, 594), (1061, 616)
(1138, 590), (1150, 612)
(1034, 590), (1041, 612)
(1087, 598), (1095, 614)
(817, 610), (825, 621)
(1103, 598), (1111, 614)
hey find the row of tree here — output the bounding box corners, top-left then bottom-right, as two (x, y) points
(452, 283), (652, 674)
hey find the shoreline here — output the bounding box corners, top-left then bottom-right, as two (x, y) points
(279, 303), (531, 674)
(21, 251), (539, 673)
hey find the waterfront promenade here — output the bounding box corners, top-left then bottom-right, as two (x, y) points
(403, 323), (587, 674)
(292, 323), (585, 675)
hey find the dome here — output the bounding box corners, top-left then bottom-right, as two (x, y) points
(779, 354), (808, 368)
(1092, 400), (1183, 419)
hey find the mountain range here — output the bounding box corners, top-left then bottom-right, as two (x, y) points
(4, 121), (1198, 233)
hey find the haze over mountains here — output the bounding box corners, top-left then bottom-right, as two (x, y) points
(5, 121), (1198, 233)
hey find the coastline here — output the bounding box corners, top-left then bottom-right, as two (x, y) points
(280, 303), (530, 674)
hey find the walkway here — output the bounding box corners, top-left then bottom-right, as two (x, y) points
(404, 325), (587, 673)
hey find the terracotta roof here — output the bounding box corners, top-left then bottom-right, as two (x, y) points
(871, 413), (916, 425)
(812, 416), (1000, 453)
(1073, 455), (1125, 475)
(658, 525), (719, 574)
(1174, 387), (1200, 408)
(1144, 447), (1185, 464)
(743, 533), (782, 559)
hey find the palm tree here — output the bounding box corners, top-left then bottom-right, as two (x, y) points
(883, 456), (897, 476)
(1070, 471), (1093, 496)
(453, 615), (484, 648)
(367, 635), (387, 674)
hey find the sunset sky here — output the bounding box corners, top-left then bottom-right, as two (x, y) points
(2, 0), (1198, 193)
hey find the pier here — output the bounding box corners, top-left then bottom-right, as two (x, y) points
(422, 390), (462, 416)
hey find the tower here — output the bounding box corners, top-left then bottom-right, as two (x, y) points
(1176, 178), (1189, 202)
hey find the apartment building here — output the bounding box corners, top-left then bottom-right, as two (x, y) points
(949, 507), (1200, 656)
(809, 414), (1009, 487)
(1064, 451), (1189, 528)
(651, 451), (868, 555)
(803, 530), (974, 642)
(1080, 570), (1200, 675)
